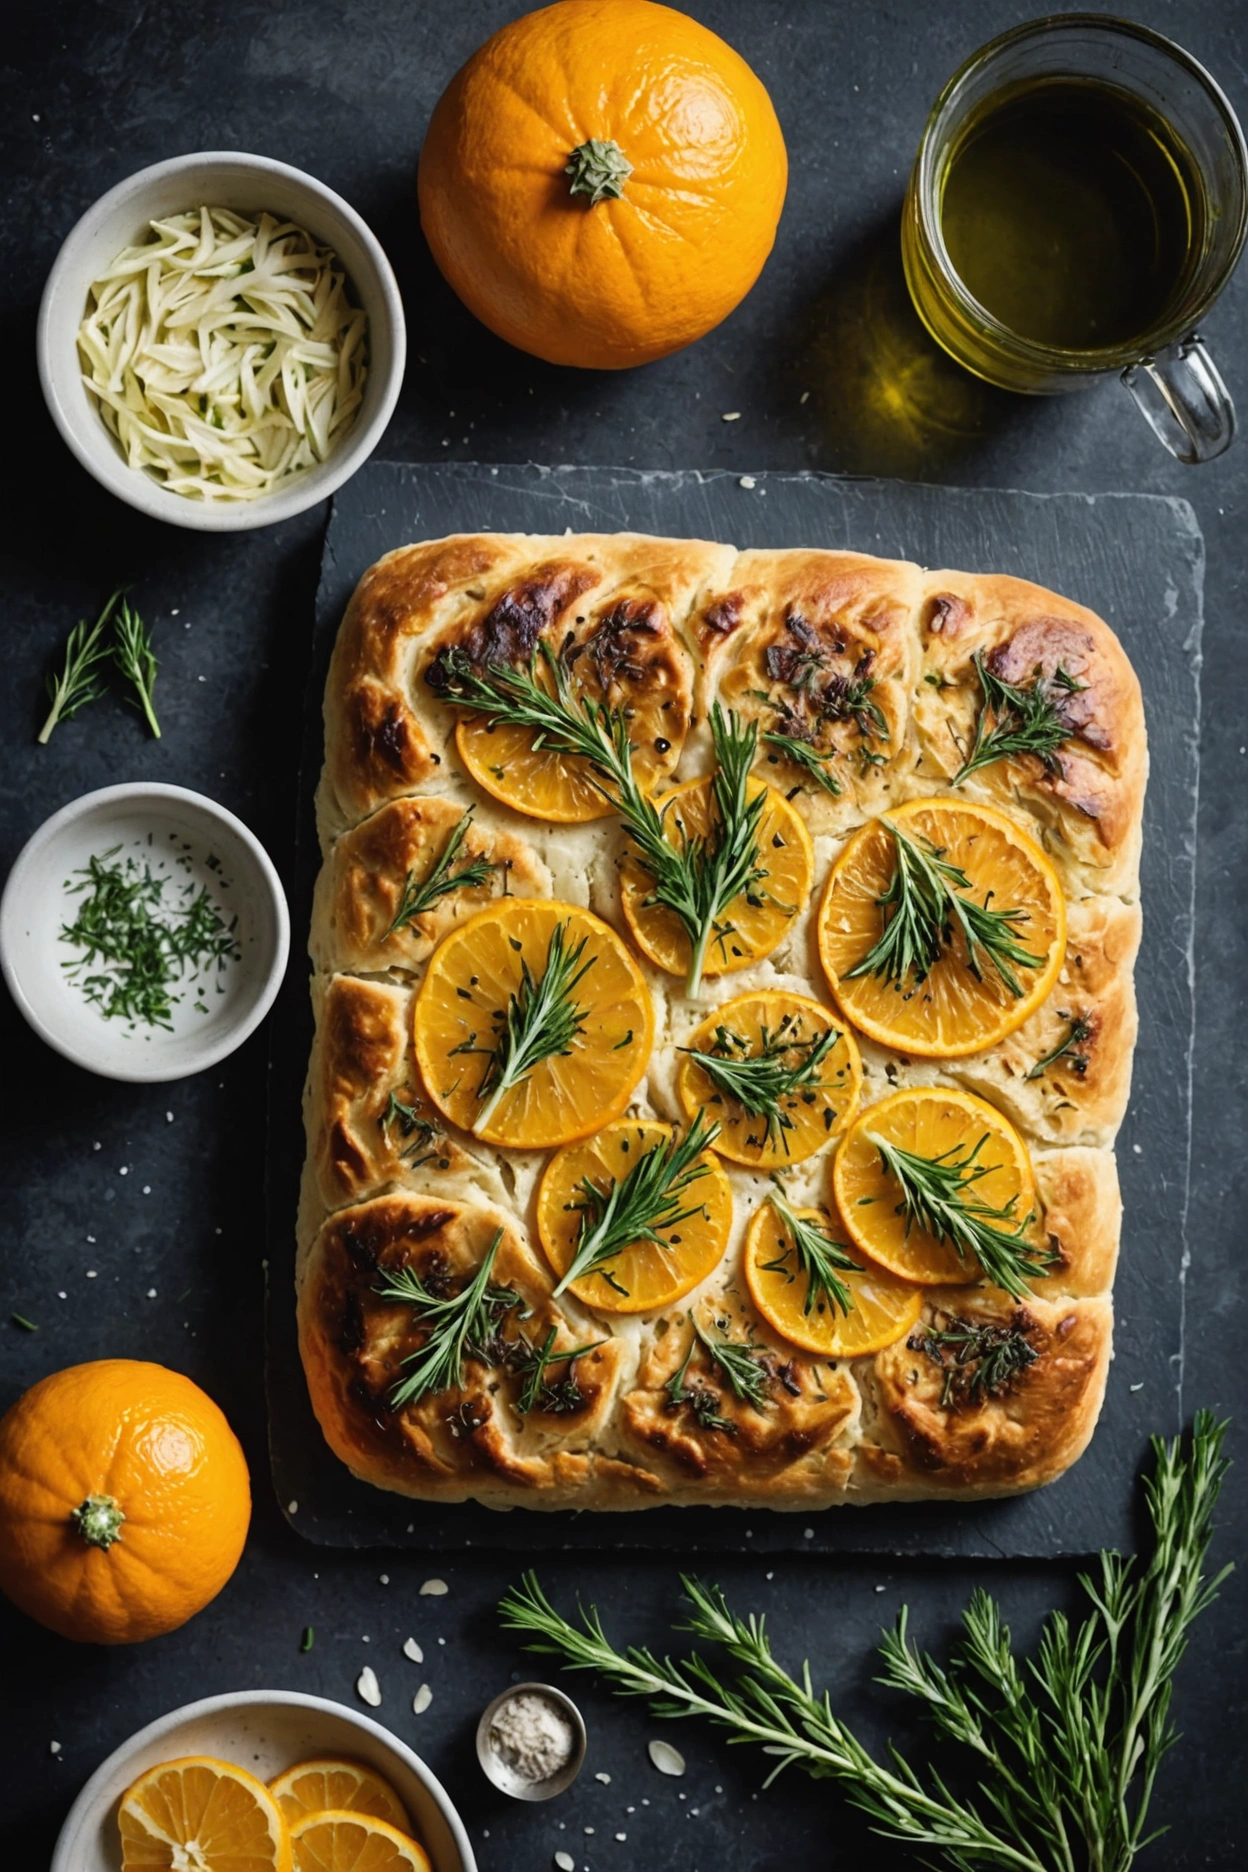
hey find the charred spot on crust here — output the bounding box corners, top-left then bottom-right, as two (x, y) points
(328, 1118), (371, 1187)
(354, 697), (415, 776)
(426, 566), (598, 691)
(925, 592), (971, 636)
(703, 592), (746, 636)
(582, 598), (662, 693)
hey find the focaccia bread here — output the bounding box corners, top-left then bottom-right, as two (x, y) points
(298, 532), (1145, 1511)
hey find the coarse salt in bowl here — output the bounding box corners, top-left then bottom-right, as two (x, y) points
(37, 151), (405, 532)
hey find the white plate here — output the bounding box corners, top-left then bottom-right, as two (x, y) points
(0, 782), (289, 1081)
(50, 1689), (477, 1872)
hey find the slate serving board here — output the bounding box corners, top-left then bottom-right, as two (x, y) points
(265, 460), (1202, 1558)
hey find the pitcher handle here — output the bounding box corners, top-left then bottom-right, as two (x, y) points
(1122, 333), (1236, 464)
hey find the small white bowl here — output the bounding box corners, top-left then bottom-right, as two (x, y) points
(475, 1682), (587, 1801)
(37, 150), (405, 531)
(50, 1689), (477, 1872)
(0, 782), (289, 1082)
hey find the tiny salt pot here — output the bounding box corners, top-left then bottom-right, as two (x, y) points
(476, 1681), (587, 1801)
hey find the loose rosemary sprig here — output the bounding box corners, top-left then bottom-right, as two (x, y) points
(112, 596), (161, 738)
(1026, 1015), (1093, 1081)
(763, 1190), (861, 1318)
(38, 590), (122, 743)
(682, 1017), (841, 1154)
(427, 642), (769, 994)
(470, 918), (597, 1136)
(511, 1326), (606, 1415)
(954, 652), (1084, 785)
(910, 1316), (1039, 1408)
(869, 1131), (1055, 1299)
(384, 813), (495, 940)
(499, 1413), (1231, 1872)
(552, 1113), (721, 1300)
(846, 820), (1044, 998)
(760, 729), (842, 798)
(376, 1231), (520, 1409)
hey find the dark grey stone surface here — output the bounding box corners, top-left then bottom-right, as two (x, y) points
(1, 4), (1245, 1867)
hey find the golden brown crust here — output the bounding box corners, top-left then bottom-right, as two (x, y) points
(864, 1290), (1112, 1495)
(300, 531), (1145, 1513)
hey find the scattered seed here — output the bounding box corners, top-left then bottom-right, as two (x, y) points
(1130, 1382), (1144, 1393)
(379, 1573), (390, 1585)
(594, 1771), (611, 1784)
(721, 411), (741, 421)
(356, 1666), (382, 1707)
(288, 1500), (298, 1515)
(50, 1741), (61, 1755)
(555, 1855), (575, 1871)
(615, 1833), (627, 1842)
(412, 1683), (433, 1714)
(738, 475), (757, 490)
(800, 389), (810, 404)
(403, 1637), (424, 1663)
(420, 1577), (449, 1596)
(648, 1739), (686, 1776)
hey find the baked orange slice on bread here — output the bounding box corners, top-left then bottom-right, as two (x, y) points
(303, 532), (1143, 1510)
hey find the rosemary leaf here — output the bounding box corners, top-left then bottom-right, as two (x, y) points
(1025, 1015), (1093, 1081)
(763, 1191), (860, 1317)
(112, 597), (161, 739)
(38, 590), (122, 744)
(553, 1113), (721, 1300)
(499, 1414), (1231, 1872)
(681, 1017), (840, 1154)
(869, 1130), (1055, 1299)
(954, 652), (1083, 785)
(510, 1325), (606, 1416)
(845, 819), (1044, 998)
(472, 917), (597, 1136)
(761, 730), (842, 798)
(379, 1091), (445, 1165)
(376, 1230), (520, 1409)
(384, 812), (495, 940)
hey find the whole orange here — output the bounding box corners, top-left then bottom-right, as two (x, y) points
(0, 1359), (250, 1644)
(418, 0), (788, 368)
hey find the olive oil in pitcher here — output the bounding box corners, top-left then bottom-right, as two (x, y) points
(938, 77), (1205, 353)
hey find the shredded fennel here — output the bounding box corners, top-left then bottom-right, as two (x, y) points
(77, 206), (368, 503)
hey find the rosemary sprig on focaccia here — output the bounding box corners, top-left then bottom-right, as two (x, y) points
(666, 1312), (772, 1419)
(384, 811), (496, 940)
(762, 1191), (862, 1317)
(680, 1015), (842, 1154)
(846, 818), (1044, 997)
(510, 1325), (607, 1416)
(953, 650), (1084, 784)
(376, 1231), (521, 1409)
(427, 640), (769, 994)
(552, 1112), (721, 1299)
(868, 1129), (1055, 1299)
(1026, 1013), (1093, 1080)
(910, 1314), (1039, 1408)
(460, 916), (598, 1136)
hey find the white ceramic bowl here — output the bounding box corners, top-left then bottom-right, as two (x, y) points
(0, 782), (289, 1082)
(50, 1689), (477, 1872)
(37, 150), (405, 531)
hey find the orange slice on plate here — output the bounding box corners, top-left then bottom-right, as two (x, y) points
(743, 1198), (922, 1357)
(269, 1759), (409, 1832)
(619, 775), (814, 983)
(288, 1811), (431, 1872)
(817, 797), (1065, 1058)
(537, 1119), (733, 1313)
(675, 991), (861, 1167)
(118, 1755), (292, 1871)
(413, 898), (653, 1150)
(832, 1086), (1038, 1286)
